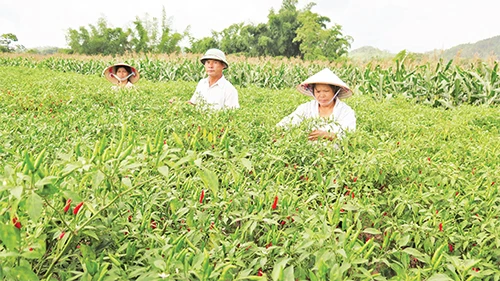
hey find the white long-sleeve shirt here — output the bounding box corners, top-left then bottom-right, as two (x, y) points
(189, 76), (239, 110)
(277, 99), (356, 138)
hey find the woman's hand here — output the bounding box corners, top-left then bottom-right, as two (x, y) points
(308, 130), (336, 141)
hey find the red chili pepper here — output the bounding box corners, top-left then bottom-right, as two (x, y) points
(73, 202), (84, 215)
(12, 217), (21, 229)
(439, 222), (443, 232)
(199, 189), (205, 203)
(64, 199), (72, 213)
(257, 268), (263, 276)
(151, 219), (157, 229)
(59, 232), (65, 240)
(448, 243), (454, 252)
(272, 196), (278, 210)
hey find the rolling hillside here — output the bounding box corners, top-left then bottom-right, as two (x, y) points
(349, 35), (500, 61)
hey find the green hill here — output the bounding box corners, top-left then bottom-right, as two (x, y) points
(434, 35), (500, 60)
(348, 46), (394, 60)
(349, 35), (500, 61)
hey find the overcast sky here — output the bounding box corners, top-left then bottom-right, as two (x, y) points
(1, 0), (499, 53)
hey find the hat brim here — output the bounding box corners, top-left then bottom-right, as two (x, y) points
(102, 63), (140, 84)
(296, 68), (353, 99)
(296, 83), (352, 99)
(200, 56), (228, 69)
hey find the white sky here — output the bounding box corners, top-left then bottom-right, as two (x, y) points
(1, 0), (499, 53)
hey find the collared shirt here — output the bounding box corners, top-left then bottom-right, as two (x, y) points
(277, 99), (356, 138)
(189, 76), (239, 110)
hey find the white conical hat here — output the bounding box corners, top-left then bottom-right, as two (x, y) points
(102, 63), (140, 84)
(296, 68), (352, 99)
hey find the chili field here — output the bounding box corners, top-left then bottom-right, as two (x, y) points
(0, 60), (500, 281)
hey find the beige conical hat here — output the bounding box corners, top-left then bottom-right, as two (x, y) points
(296, 68), (352, 99)
(200, 48), (229, 69)
(102, 63), (140, 84)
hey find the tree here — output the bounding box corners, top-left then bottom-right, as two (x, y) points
(156, 7), (184, 54)
(66, 8), (184, 55)
(187, 35), (219, 54)
(66, 18), (129, 55)
(0, 33), (19, 53)
(294, 6), (352, 60)
(129, 17), (151, 53)
(217, 23), (251, 55)
(265, 0), (301, 57)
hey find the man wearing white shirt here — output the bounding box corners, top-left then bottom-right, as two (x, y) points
(188, 48), (240, 110)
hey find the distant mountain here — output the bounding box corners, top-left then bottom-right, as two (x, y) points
(348, 46), (395, 60)
(349, 35), (500, 61)
(432, 35), (500, 60)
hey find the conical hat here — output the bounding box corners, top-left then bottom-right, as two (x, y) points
(102, 63), (140, 84)
(296, 68), (352, 99)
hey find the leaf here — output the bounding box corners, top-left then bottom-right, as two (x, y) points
(26, 192), (43, 223)
(398, 234), (410, 247)
(122, 177), (132, 188)
(93, 170), (105, 189)
(34, 176), (57, 188)
(427, 273), (453, 281)
(240, 158), (252, 171)
(61, 163), (81, 176)
(153, 259), (166, 271)
(271, 258), (291, 281)
(283, 266), (294, 281)
(158, 166), (169, 178)
(8, 266), (39, 281)
(0, 224), (20, 251)
(363, 228), (382, 235)
(10, 186), (23, 200)
(402, 247), (425, 258)
(199, 168), (219, 194)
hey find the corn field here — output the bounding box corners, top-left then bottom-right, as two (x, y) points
(1, 54), (499, 107)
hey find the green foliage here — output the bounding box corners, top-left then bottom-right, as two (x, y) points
(63, 0), (352, 61)
(187, 36), (219, 54)
(0, 65), (499, 280)
(66, 18), (130, 55)
(1, 55), (499, 107)
(0, 33), (19, 53)
(66, 12), (185, 56)
(294, 7), (352, 61)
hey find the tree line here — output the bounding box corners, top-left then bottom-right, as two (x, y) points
(1, 0), (353, 61)
(66, 0), (352, 61)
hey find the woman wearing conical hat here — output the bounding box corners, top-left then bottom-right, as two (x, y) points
(102, 63), (140, 90)
(277, 68), (356, 140)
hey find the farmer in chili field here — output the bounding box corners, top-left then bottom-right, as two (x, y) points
(102, 63), (140, 90)
(277, 68), (356, 140)
(188, 48), (239, 110)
